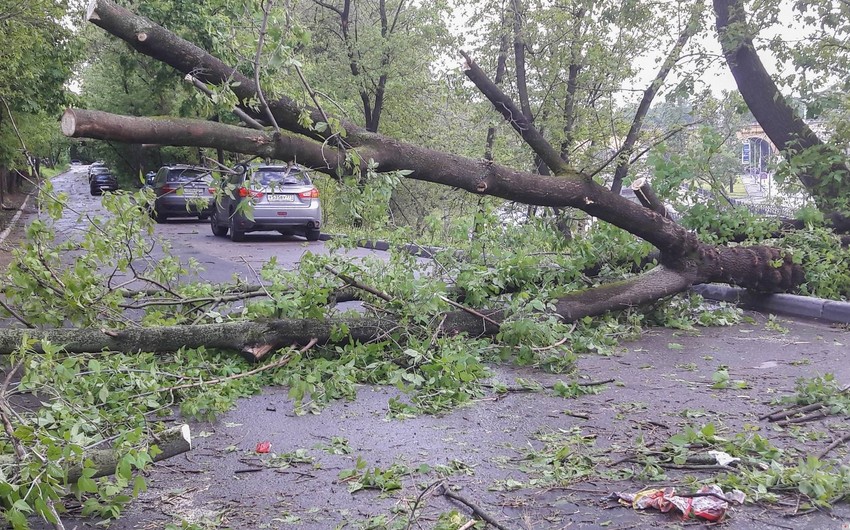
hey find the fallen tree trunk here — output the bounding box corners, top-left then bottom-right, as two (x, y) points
(0, 424), (191, 482)
(60, 108), (802, 295)
(0, 261), (798, 358)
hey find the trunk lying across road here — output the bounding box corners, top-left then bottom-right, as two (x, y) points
(28, 0), (810, 358)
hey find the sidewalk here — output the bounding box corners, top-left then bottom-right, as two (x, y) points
(738, 171), (766, 203)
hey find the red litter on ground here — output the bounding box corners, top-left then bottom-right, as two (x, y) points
(255, 441), (271, 454)
(615, 484), (745, 521)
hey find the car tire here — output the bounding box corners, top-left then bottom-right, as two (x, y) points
(229, 215), (245, 242)
(305, 228), (321, 241)
(90, 187), (98, 196)
(210, 211), (229, 237)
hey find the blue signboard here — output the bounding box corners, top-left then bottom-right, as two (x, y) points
(742, 142), (751, 164)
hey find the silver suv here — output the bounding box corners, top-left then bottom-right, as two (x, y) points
(149, 165), (215, 223)
(210, 164), (322, 242)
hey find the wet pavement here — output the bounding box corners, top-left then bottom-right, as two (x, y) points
(26, 313), (848, 530)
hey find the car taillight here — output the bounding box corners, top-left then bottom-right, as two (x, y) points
(238, 187), (263, 199)
(208, 187), (216, 194)
(298, 188), (319, 199)
(161, 186), (175, 193)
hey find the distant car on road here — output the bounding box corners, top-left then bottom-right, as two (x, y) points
(210, 163), (322, 242)
(142, 171), (156, 190)
(70, 159), (81, 165)
(149, 165), (215, 223)
(88, 161), (106, 181)
(88, 165), (111, 184)
(90, 170), (119, 195)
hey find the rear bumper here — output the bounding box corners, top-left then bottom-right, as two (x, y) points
(233, 204), (322, 232)
(156, 196), (213, 216)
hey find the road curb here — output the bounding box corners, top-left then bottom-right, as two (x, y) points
(0, 194), (31, 246)
(692, 284), (850, 324)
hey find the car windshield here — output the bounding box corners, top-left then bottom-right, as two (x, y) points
(167, 170), (211, 184)
(252, 169), (311, 187)
(91, 167), (110, 174)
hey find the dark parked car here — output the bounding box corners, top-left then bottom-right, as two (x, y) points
(90, 171), (119, 195)
(88, 161), (106, 181)
(149, 165), (215, 223)
(210, 164), (322, 242)
(88, 166), (111, 184)
(142, 171), (156, 190)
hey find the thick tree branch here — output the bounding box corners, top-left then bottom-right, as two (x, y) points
(610, 5), (701, 194)
(61, 108), (802, 293)
(460, 51), (569, 175)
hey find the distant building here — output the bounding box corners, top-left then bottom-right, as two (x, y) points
(736, 120), (829, 175)
(737, 124), (775, 176)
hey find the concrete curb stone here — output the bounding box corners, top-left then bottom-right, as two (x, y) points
(692, 284), (850, 324)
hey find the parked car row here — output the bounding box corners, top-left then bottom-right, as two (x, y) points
(142, 162), (322, 242)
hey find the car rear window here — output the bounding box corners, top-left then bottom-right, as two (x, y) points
(167, 170), (211, 184)
(253, 169), (311, 186)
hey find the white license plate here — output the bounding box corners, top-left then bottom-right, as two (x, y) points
(181, 188), (203, 196)
(267, 193), (295, 203)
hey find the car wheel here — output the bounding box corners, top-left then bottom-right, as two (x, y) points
(90, 187), (98, 196)
(229, 215), (245, 242)
(210, 211), (229, 237)
(305, 228), (321, 241)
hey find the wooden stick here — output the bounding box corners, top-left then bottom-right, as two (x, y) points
(776, 409), (829, 427)
(439, 485), (513, 530)
(438, 295), (500, 328)
(764, 403), (822, 422)
(819, 432), (850, 459)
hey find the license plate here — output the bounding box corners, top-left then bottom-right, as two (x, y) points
(267, 193), (295, 203)
(181, 188), (203, 196)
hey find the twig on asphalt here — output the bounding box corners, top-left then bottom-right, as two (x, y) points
(776, 409), (829, 427)
(762, 402), (823, 422)
(405, 479), (444, 530)
(437, 485), (513, 530)
(819, 432), (850, 459)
